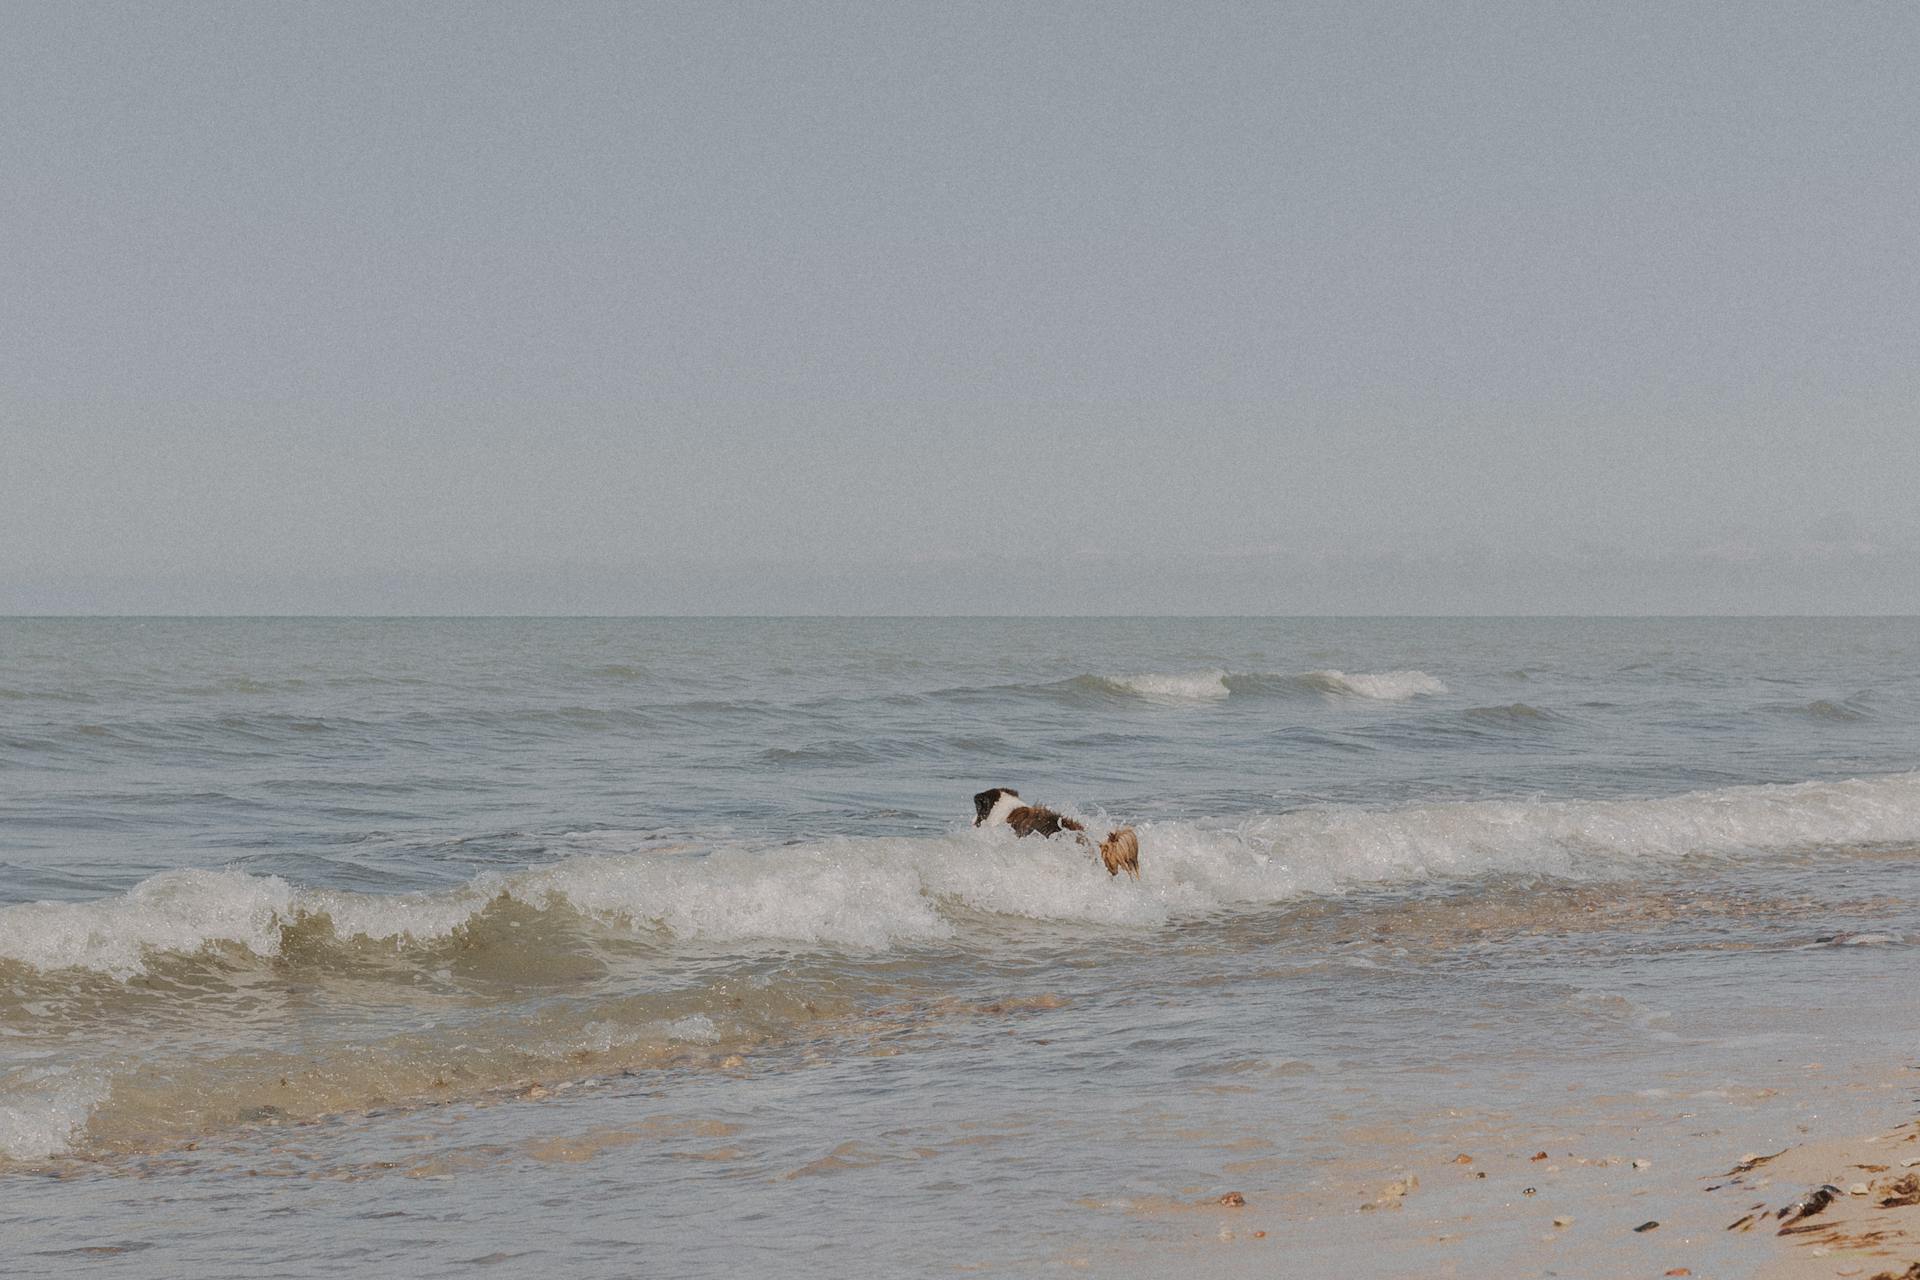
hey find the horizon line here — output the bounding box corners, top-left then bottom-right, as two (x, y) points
(6, 613), (1918, 622)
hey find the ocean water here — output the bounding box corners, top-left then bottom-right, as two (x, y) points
(4, 616), (1920, 1276)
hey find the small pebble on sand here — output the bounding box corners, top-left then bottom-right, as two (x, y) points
(1552, 1216), (1572, 1227)
(1633, 1220), (1660, 1233)
(1217, 1192), (1246, 1207)
(1632, 1158), (1652, 1169)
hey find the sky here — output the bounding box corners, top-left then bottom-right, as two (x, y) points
(4, 1), (1917, 614)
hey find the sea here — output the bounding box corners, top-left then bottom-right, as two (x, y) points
(4, 616), (1920, 1277)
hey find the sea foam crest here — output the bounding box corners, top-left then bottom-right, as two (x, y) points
(1098, 670), (1231, 702)
(5, 772), (1920, 977)
(0, 1067), (109, 1162)
(1090, 668), (1445, 703)
(0, 869), (298, 980)
(1303, 669), (1449, 700)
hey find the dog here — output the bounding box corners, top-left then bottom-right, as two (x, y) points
(972, 787), (1140, 880)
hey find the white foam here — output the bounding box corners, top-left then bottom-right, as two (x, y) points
(518, 840), (954, 948)
(1102, 670), (1231, 702)
(0, 1066), (108, 1161)
(1306, 669), (1449, 700)
(1093, 667), (1443, 703)
(568, 1014), (722, 1057)
(661, 1014), (720, 1044)
(0, 869), (296, 980)
(306, 880), (506, 945)
(6, 772), (1920, 975)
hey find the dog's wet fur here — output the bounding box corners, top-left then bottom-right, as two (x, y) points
(972, 787), (1141, 880)
(1097, 826), (1140, 880)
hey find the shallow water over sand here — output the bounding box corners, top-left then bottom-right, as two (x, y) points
(4, 617), (1920, 1276)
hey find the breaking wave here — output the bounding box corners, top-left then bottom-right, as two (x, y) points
(0, 1068), (110, 1162)
(1084, 670), (1232, 702)
(1071, 669), (1447, 705)
(1291, 669), (1450, 700)
(8, 769), (1920, 1162)
(7, 771), (1919, 982)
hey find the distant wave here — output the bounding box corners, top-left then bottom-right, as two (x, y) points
(3, 705), (668, 763)
(1290, 669), (1448, 700)
(1778, 698), (1873, 723)
(757, 741), (887, 766)
(588, 663), (653, 680)
(1458, 702), (1573, 728)
(1079, 671), (1231, 703)
(1061, 668), (1447, 705)
(3, 670), (1453, 765)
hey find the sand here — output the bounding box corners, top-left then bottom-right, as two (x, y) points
(1729, 1123), (1920, 1279)
(1070, 1066), (1920, 1279)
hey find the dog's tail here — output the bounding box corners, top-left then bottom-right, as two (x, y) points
(1098, 827), (1140, 880)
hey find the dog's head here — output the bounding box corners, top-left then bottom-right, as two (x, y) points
(972, 787), (1019, 826)
(1099, 826), (1140, 880)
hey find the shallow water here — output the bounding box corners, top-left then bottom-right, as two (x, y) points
(4, 617), (1920, 1276)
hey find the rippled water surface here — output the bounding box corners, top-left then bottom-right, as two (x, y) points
(4, 617), (1920, 1276)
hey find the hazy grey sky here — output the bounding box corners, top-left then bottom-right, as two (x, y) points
(5, 1), (1917, 613)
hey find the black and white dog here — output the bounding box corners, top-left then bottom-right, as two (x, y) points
(972, 787), (1140, 879)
